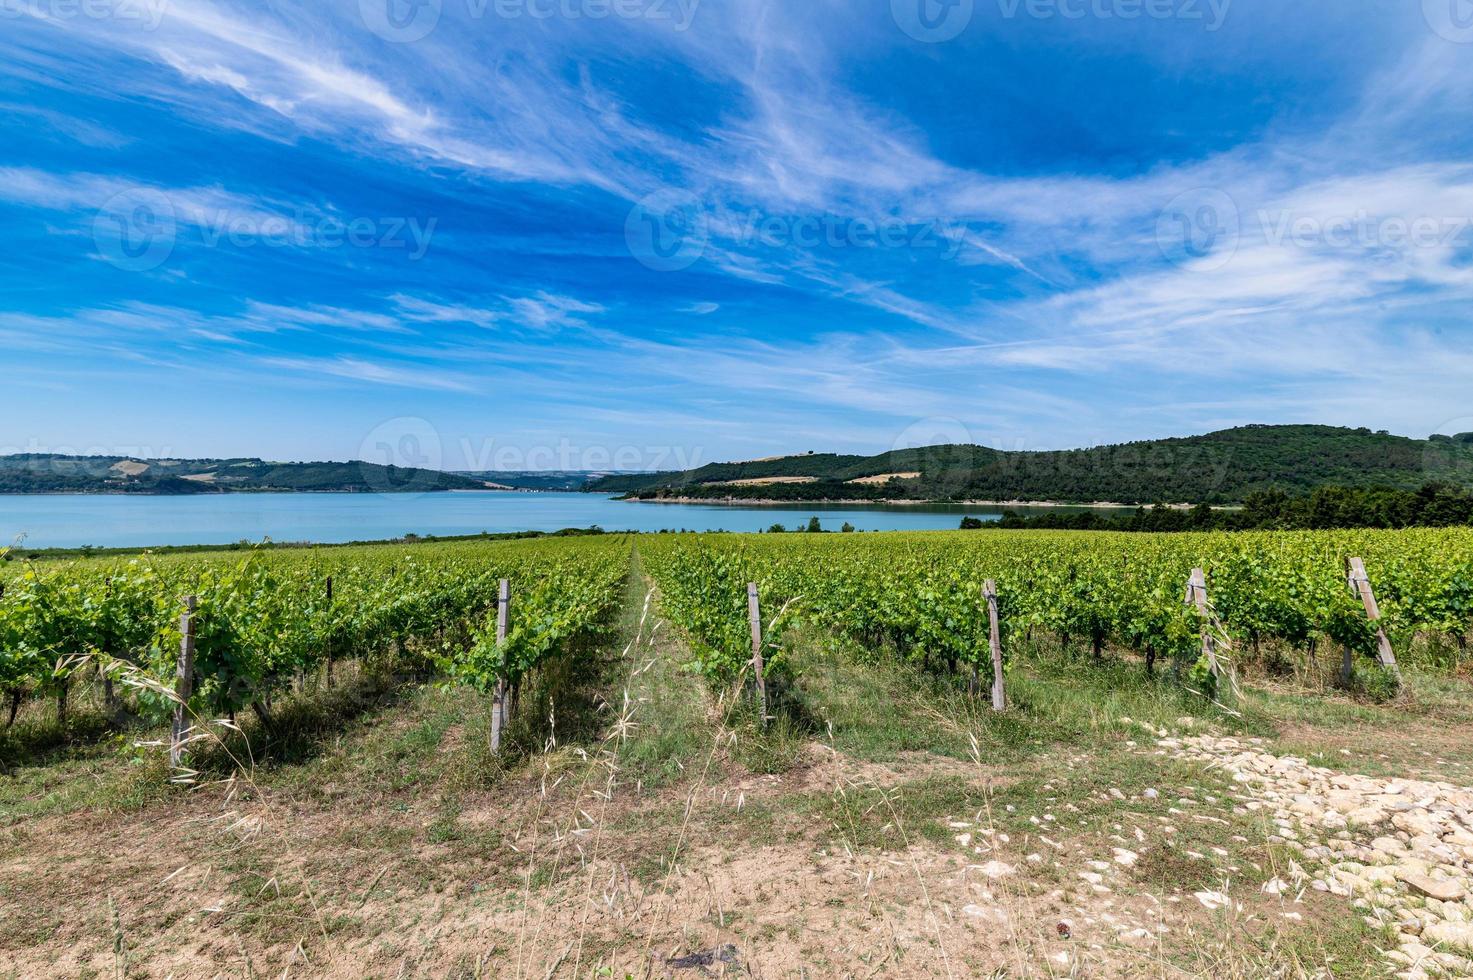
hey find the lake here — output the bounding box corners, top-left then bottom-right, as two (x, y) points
(0, 492), (1135, 549)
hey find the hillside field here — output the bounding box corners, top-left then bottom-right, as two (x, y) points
(592, 425), (1473, 505)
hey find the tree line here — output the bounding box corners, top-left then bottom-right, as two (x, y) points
(962, 483), (1473, 533)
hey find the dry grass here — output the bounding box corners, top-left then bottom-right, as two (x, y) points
(1, 575), (1466, 977)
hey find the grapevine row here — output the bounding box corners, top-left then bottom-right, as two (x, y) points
(640, 528), (1473, 692)
(0, 536), (630, 733)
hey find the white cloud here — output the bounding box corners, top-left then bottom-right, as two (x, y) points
(504, 292), (606, 331)
(255, 354), (476, 393)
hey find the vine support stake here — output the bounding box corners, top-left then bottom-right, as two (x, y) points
(747, 583), (768, 727)
(491, 578), (510, 754)
(984, 580), (1005, 712)
(324, 575), (334, 690)
(170, 595), (196, 768)
(1347, 557), (1402, 686)
(1185, 567), (1234, 702)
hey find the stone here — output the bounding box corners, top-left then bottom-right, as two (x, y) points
(1194, 890), (1232, 911)
(963, 904), (1009, 924)
(976, 861), (1015, 880)
(1423, 921), (1473, 950)
(1348, 806), (1388, 826)
(1396, 870), (1464, 902)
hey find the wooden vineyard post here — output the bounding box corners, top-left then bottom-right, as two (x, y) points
(984, 580), (1005, 712)
(748, 583), (768, 727)
(170, 595), (197, 767)
(1347, 558), (1402, 686)
(324, 574), (332, 686)
(490, 579), (510, 754)
(1185, 568), (1233, 702)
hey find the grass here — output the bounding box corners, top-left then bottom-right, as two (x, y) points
(1238, 662), (1473, 780)
(616, 604), (713, 787)
(783, 625), (1251, 768)
(2, 575), (1471, 977)
(786, 773), (987, 851)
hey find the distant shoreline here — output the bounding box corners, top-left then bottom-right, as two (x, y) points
(0, 487), (542, 497)
(620, 496), (1195, 509)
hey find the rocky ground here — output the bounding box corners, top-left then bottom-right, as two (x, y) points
(1166, 731), (1473, 979)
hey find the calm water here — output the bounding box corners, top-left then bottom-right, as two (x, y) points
(0, 492), (1134, 549)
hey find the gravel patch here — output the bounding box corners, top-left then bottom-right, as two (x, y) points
(1164, 733), (1473, 979)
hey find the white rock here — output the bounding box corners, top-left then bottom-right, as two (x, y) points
(1423, 921), (1473, 950)
(1194, 890), (1232, 911)
(963, 904), (1009, 924)
(1396, 869), (1465, 902)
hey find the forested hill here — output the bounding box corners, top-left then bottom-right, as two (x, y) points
(0, 455), (493, 494)
(588, 426), (1473, 505)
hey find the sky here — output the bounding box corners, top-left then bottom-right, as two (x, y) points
(4, 0), (1473, 473)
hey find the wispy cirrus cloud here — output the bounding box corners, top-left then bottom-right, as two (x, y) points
(256, 354), (478, 392)
(5, 0), (1473, 458)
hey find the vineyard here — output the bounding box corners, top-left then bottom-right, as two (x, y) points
(5, 527), (1473, 977)
(0, 536), (629, 748)
(3, 528), (1472, 754)
(641, 527), (1473, 700)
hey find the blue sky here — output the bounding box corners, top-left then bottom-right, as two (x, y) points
(4, 0), (1473, 472)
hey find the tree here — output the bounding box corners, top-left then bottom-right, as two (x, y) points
(767, 523), (787, 533)
(806, 517), (822, 533)
(840, 522), (855, 533)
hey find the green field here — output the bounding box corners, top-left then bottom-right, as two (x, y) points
(3, 529), (1473, 977)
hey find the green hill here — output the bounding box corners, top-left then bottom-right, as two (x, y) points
(0, 455), (492, 494)
(588, 426), (1473, 505)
